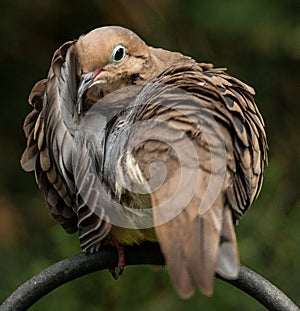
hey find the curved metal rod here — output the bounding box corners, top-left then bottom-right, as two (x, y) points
(1, 243), (298, 311)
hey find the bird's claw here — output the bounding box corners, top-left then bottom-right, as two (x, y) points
(109, 244), (125, 280)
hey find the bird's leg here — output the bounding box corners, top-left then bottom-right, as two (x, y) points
(109, 243), (126, 279)
(116, 243), (125, 276)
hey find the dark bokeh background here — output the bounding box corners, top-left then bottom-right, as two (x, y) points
(0, 0), (299, 310)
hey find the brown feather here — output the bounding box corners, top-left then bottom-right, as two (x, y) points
(20, 26), (267, 297)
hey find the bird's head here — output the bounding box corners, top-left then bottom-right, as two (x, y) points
(74, 26), (157, 111)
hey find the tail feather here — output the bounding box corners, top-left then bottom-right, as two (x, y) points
(216, 206), (240, 279)
(155, 220), (195, 298)
(153, 185), (239, 298)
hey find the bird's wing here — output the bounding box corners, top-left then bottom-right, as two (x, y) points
(119, 64), (267, 297)
(210, 68), (268, 221)
(21, 42), (79, 234)
(72, 85), (144, 251)
(150, 64), (268, 221)
(20, 41), (113, 243)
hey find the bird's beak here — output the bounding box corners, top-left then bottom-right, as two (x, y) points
(77, 71), (94, 114)
(77, 69), (105, 114)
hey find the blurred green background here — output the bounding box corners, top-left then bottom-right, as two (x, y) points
(0, 0), (299, 310)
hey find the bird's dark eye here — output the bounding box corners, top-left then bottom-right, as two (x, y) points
(111, 45), (126, 63)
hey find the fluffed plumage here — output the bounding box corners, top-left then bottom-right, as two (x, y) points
(21, 26), (267, 298)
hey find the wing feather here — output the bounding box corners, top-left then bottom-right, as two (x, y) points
(126, 63), (266, 296)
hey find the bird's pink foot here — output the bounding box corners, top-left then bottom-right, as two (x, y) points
(116, 243), (125, 276)
(109, 243), (125, 279)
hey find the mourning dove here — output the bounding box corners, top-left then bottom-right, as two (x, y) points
(21, 26), (267, 298)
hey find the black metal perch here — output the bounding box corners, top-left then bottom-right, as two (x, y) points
(1, 243), (299, 311)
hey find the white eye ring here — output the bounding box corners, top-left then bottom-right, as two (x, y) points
(111, 44), (126, 63)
